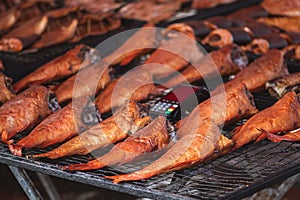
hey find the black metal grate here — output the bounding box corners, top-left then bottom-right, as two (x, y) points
(0, 91), (299, 200)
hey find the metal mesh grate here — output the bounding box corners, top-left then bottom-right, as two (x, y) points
(0, 92), (299, 200)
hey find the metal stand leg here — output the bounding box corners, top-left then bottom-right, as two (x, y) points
(37, 173), (61, 200)
(9, 166), (43, 200)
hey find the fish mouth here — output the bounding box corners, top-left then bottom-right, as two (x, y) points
(4, 76), (15, 94)
(48, 93), (61, 112)
(166, 119), (178, 142)
(230, 44), (248, 68)
(137, 103), (150, 118)
(78, 46), (101, 65)
(81, 99), (102, 125)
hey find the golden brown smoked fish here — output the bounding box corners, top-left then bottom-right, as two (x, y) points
(0, 72), (15, 105)
(177, 84), (258, 138)
(62, 116), (169, 171)
(231, 92), (300, 151)
(13, 45), (100, 93)
(95, 68), (159, 114)
(55, 61), (110, 104)
(216, 49), (288, 92)
(9, 96), (98, 157)
(0, 8), (20, 35)
(103, 23), (161, 66)
(2, 16), (48, 48)
(31, 101), (151, 159)
(164, 44), (248, 88)
(141, 23), (204, 80)
(105, 118), (221, 183)
(32, 19), (78, 49)
(0, 85), (59, 142)
(266, 72), (300, 99)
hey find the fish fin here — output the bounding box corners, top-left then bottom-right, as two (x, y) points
(260, 129), (288, 142)
(255, 131), (267, 142)
(1, 130), (9, 144)
(231, 125), (242, 136)
(8, 144), (22, 157)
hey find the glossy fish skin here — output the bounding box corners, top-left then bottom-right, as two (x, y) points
(266, 72), (300, 99)
(105, 118), (221, 183)
(3, 16), (48, 48)
(55, 61), (111, 104)
(141, 23), (203, 80)
(263, 128), (300, 142)
(9, 96), (96, 157)
(177, 84), (258, 138)
(13, 44), (101, 93)
(95, 68), (159, 114)
(119, 0), (181, 23)
(103, 23), (161, 66)
(62, 116), (169, 171)
(0, 85), (58, 142)
(69, 13), (121, 43)
(0, 8), (20, 35)
(260, 0), (300, 17)
(0, 72), (15, 106)
(32, 19), (78, 49)
(231, 92), (300, 151)
(31, 101), (151, 159)
(219, 49), (288, 92)
(164, 44), (248, 88)
(257, 17), (300, 33)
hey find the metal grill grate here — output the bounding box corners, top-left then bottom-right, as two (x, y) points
(0, 92), (299, 200)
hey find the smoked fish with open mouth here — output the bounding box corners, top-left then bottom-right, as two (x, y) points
(31, 101), (151, 159)
(9, 96), (99, 157)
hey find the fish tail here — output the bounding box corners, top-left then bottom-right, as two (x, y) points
(105, 173), (150, 184)
(61, 160), (105, 171)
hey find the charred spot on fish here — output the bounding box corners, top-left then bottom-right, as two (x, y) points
(78, 46), (101, 65)
(245, 88), (256, 107)
(79, 127), (86, 133)
(209, 34), (221, 42)
(287, 84), (300, 94)
(68, 63), (74, 72)
(4, 76), (15, 94)
(284, 49), (296, 60)
(82, 100), (102, 125)
(238, 109), (242, 115)
(137, 103), (150, 117)
(231, 45), (248, 68)
(48, 93), (61, 112)
(109, 67), (116, 80)
(38, 115), (43, 121)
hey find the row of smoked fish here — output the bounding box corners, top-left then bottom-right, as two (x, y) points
(2, 0), (299, 52)
(0, 0), (300, 183)
(0, 0), (249, 52)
